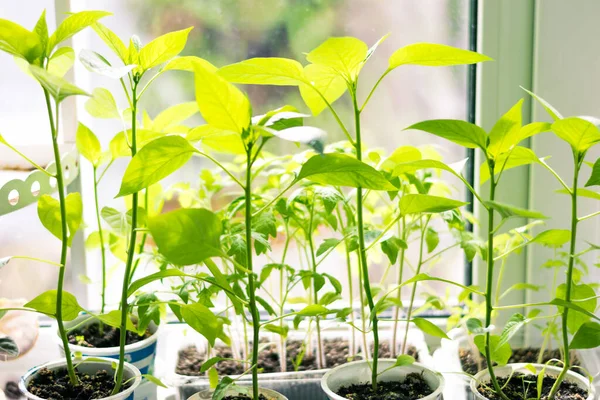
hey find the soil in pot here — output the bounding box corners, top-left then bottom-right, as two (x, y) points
(27, 367), (131, 399)
(459, 347), (581, 376)
(222, 396), (268, 400)
(476, 373), (588, 400)
(68, 321), (151, 348)
(336, 373), (433, 400)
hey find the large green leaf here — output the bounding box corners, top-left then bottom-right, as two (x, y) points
(552, 117), (600, 153)
(152, 102), (198, 132)
(47, 47), (75, 77)
(389, 43), (491, 69)
(28, 65), (89, 103)
(148, 208), (222, 265)
(400, 194), (466, 215)
(91, 23), (128, 63)
(219, 58), (305, 86)
(412, 317), (449, 339)
(532, 229), (570, 247)
(37, 193), (83, 246)
(139, 27), (193, 70)
(180, 303), (220, 346)
(487, 99), (523, 157)
(405, 119), (487, 149)
(163, 56), (217, 73)
(76, 123), (102, 166)
(109, 129), (164, 159)
(585, 157), (600, 187)
(187, 125), (245, 154)
(484, 200), (548, 220)
(480, 146), (545, 184)
(299, 63), (347, 116)
(117, 136), (196, 197)
(306, 37), (368, 81)
(194, 63), (251, 134)
(85, 88), (120, 119)
(556, 283), (597, 334)
(474, 334), (512, 366)
(297, 153), (396, 190)
(0, 18), (43, 62)
(570, 322), (600, 349)
(49, 11), (111, 51)
(24, 290), (83, 321)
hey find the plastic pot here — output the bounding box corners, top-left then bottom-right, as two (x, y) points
(321, 359), (444, 400)
(19, 357), (141, 400)
(470, 363), (596, 400)
(188, 387), (288, 400)
(58, 314), (160, 376)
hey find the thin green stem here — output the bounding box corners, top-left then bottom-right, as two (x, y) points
(92, 168), (107, 316)
(136, 72), (161, 101)
(579, 209), (600, 222)
(279, 221), (291, 372)
(252, 180), (296, 218)
(359, 70), (390, 113)
(194, 151), (245, 189)
(392, 217), (406, 357)
(307, 83), (353, 145)
(337, 206), (356, 357)
(0, 141), (54, 177)
(307, 193), (324, 369)
(96, 159), (114, 184)
(5, 256), (62, 267)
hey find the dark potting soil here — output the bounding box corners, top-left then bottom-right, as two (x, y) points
(26, 367), (130, 400)
(336, 373), (434, 400)
(222, 396), (268, 400)
(459, 347), (581, 376)
(68, 321), (151, 348)
(476, 373), (588, 400)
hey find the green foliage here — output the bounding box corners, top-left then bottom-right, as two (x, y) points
(484, 200), (547, 220)
(139, 27), (193, 71)
(49, 11), (111, 52)
(474, 334), (512, 366)
(219, 57), (306, 85)
(180, 303), (221, 346)
(399, 194), (466, 215)
(555, 283), (597, 334)
(79, 50), (135, 79)
(37, 193), (83, 246)
(570, 322), (600, 349)
(28, 65), (89, 103)
(405, 119), (487, 150)
(412, 317), (449, 339)
(306, 37), (367, 82)
(76, 123), (102, 166)
(551, 117), (600, 153)
(585, 157), (600, 187)
(24, 290), (83, 321)
(92, 23), (129, 63)
(393, 354), (415, 367)
(388, 42), (492, 69)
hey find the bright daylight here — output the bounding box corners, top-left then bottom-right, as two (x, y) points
(0, 1), (599, 400)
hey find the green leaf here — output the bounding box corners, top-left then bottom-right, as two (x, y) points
(466, 318), (486, 335)
(256, 296), (276, 316)
(297, 304), (330, 317)
(85, 88), (120, 119)
(380, 146), (422, 171)
(28, 65), (89, 103)
(299, 63), (347, 116)
(365, 34), (390, 64)
(497, 313), (527, 348)
(213, 377), (234, 400)
(393, 354), (415, 367)
(180, 303), (220, 346)
(24, 290), (83, 320)
(555, 283), (597, 334)
(194, 63), (251, 134)
(208, 367), (219, 389)
(79, 49), (135, 79)
(109, 129), (164, 159)
(389, 43), (491, 69)
(570, 322), (600, 349)
(585, 157), (600, 187)
(117, 136), (196, 197)
(219, 57), (305, 86)
(484, 200), (548, 220)
(200, 357), (223, 373)
(480, 146), (545, 184)
(532, 229), (570, 247)
(317, 238), (341, 257)
(163, 55), (217, 73)
(48, 47), (75, 77)
(101, 206), (145, 236)
(139, 27), (193, 70)
(253, 211), (277, 239)
(0, 18), (43, 63)
(49, 11), (111, 51)
(474, 335), (512, 366)
(148, 208), (222, 265)
(552, 117), (600, 153)
(306, 37), (368, 81)
(405, 119), (487, 149)
(412, 317), (449, 339)
(522, 87), (563, 121)
(0, 337), (19, 357)
(37, 193), (83, 246)
(76, 123), (102, 166)
(142, 374), (167, 389)
(91, 23), (128, 63)
(400, 194), (466, 215)
(152, 102), (198, 132)
(33, 10), (48, 55)
(381, 236), (407, 264)
(425, 227), (439, 253)
(95, 310), (137, 332)
(264, 324), (289, 338)
(487, 99), (523, 158)
(187, 125), (245, 154)
(297, 153), (397, 191)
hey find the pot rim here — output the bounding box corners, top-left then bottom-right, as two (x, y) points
(189, 386), (288, 400)
(56, 313), (160, 354)
(321, 359), (444, 400)
(19, 357), (141, 400)
(469, 363), (596, 400)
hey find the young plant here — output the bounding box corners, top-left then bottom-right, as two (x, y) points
(218, 36), (491, 389)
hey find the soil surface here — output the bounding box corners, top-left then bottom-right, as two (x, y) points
(68, 321), (151, 348)
(26, 367), (130, 400)
(336, 373), (434, 400)
(223, 396), (268, 400)
(476, 373), (588, 400)
(459, 347), (580, 376)
(176, 338), (419, 376)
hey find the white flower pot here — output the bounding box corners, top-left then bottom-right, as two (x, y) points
(321, 359), (444, 400)
(19, 357), (141, 400)
(57, 314), (160, 376)
(187, 387), (288, 400)
(470, 363), (596, 400)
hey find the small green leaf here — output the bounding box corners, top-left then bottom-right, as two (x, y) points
(297, 153), (397, 191)
(393, 354), (415, 367)
(299, 63), (347, 116)
(76, 123), (102, 166)
(474, 335), (512, 366)
(532, 229), (570, 247)
(37, 193), (83, 246)
(264, 324), (289, 338)
(389, 43), (491, 69)
(484, 200), (548, 220)
(142, 374), (167, 388)
(85, 88), (120, 119)
(91, 23), (128, 63)
(200, 357), (224, 373)
(400, 194), (467, 215)
(79, 49), (135, 79)
(49, 11), (111, 51)
(381, 236), (407, 264)
(466, 318), (486, 335)
(555, 283), (597, 334)
(0, 337), (19, 357)
(522, 87), (563, 121)
(48, 47), (75, 77)
(163, 55), (217, 73)
(213, 377), (235, 400)
(570, 322), (600, 349)
(152, 102), (198, 132)
(297, 304), (330, 317)
(425, 227), (439, 253)
(497, 313), (527, 348)
(317, 238), (341, 257)
(405, 119), (487, 150)
(29, 65), (89, 103)
(139, 27), (192, 70)
(219, 57), (305, 86)
(487, 99), (524, 157)
(95, 310), (137, 332)
(306, 37), (368, 81)
(187, 125), (245, 154)
(552, 117), (600, 153)
(24, 290), (83, 320)
(412, 317), (449, 339)
(109, 129), (164, 159)
(480, 146), (545, 184)
(585, 157), (600, 187)
(256, 296), (276, 316)
(208, 367), (219, 388)
(117, 136), (197, 197)
(180, 303), (220, 346)
(0, 18), (43, 63)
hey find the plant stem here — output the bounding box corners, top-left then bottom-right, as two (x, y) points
(44, 89), (78, 386)
(93, 167), (107, 316)
(337, 206), (356, 357)
(113, 81), (139, 395)
(307, 195), (324, 369)
(548, 159), (581, 399)
(392, 217), (406, 357)
(279, 222), (291, 373)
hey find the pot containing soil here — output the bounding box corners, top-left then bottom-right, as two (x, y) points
(19, 357), (141, 400)
(321, 359), (444, 400)
(57, 314), (159, 376)
(470, 363), (595, 400)
(188, 386), (288, 400)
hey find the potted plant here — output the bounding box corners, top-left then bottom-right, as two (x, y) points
(0, 10), (144, 399)
(218, 36), (490, 399)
